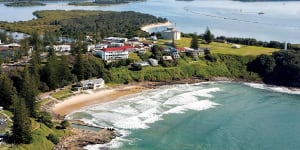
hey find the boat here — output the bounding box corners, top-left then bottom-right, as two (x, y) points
(258, 12), (264, 15)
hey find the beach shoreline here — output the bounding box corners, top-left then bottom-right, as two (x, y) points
(50, 77), (261, 118)
(141, 21), (172, 32)
(52, 84), (150, 117)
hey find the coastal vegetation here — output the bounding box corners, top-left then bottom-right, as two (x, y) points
(0, 10), (167, 38)
(4, 2), (46, 7)
(249, 50), (300, 87)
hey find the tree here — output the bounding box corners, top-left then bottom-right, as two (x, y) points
(20, 38), (30, 56)
(0, 74), (17, 110)
(249, 54), (276, 76)
(38, 111), (53, 128)
(203, 27), (214, 44)
(30, 52), (41, 89)
(12, 95), (32, 144)
(73, 50), (84, 81)
(58, 56), (74, 87)
(43, 55), (59, 89)
(19, 66), (38, 117)
(131, 63), (142, 71)
(47, 134), (59, 144)
(190, 34), (199, 49)
(60, 120), (70, 129)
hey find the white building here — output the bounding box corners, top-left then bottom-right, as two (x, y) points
(148, 58), (158, 66)
(231, 44), (241, 49)
(96, 46), (134, 61)
(53, 45), (71, 52)
(134, 61), (150, 67)
(105, 37), (128, 42)
(75, 78), (105, 90)
(162, 56), (173, 61)
(87, 44), (108, 52)
(161, 27), (181, 40)
(109, 42), (124, 47)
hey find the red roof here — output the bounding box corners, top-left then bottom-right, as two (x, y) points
(103, 46), (134, 52)
(176, 48), (185, 51)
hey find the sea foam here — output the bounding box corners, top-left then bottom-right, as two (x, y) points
(67, 84), (222, 149)
(244, 83), (300, 95)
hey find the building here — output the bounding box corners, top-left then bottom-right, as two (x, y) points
(134, 61), (150, 67)
(148, 58), (158, 66)
(162, 56), (173, 61)
(87, 44), (108, 52)
(95, 46), (134, 61)
(73, 78), (105, 91)
(172, 51), (181, 59)
(53, 45), (71, 52)
(104, 37), (128, 43)
(231, 44), (241, 49)
(161, 27), (181, 40)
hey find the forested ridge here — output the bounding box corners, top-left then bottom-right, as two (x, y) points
(0, 10), (167, 38)
(58, 11), (167, 38)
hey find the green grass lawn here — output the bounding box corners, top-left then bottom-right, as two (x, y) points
(129, 53), (142, 61)
(204, 42), (278, 56)
(173, 37), (278, 56)
(51, 88), (73, 100)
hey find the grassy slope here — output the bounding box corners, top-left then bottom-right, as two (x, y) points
(172, 37), (278, 56)
(14, 120), (71, 150)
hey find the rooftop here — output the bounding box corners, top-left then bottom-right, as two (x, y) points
(102, 46), (134, 52)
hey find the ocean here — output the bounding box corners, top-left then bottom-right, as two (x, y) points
(67, 82), (300, 150)
(1, 0), (300, 42)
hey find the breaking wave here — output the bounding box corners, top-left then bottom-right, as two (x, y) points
(244, 83), (300, 95)
(67, 83), (221, 149)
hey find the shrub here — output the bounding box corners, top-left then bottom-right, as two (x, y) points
(47, 133), (59, 144)
(60, 120), (70, 129)
(38, 111), (53, 128)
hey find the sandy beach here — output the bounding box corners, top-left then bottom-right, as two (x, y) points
(141, 21), (172, 32)
(52, 85), (148, 116)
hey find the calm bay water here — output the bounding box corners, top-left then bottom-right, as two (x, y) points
(0, 0), (300, 42)
(67, 82), (300, 150)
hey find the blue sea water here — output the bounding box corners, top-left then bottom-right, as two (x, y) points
(67, 82), (300, 150)
(0, 0), (300, 42)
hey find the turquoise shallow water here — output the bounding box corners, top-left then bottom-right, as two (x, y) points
(68, 82), (300, 150)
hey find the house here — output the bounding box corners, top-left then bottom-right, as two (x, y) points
(172, 51), (181, 59)
(95, 46), (134, 61)
(231, 44), (241, 49)
(109, 42), (124, 47)
(176, 47), (186, 53)
(74, 78), (105, 91)
(148, 58), (158, 66)
(105, 37), (128, 43)
(134, 61), (150, 67)
(53, 45), (71, 52)
(88, 44), (108, 52)
(161, 27), (181, 40)
(162, 56), (173, 61)
(0, 43), (21, 48)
